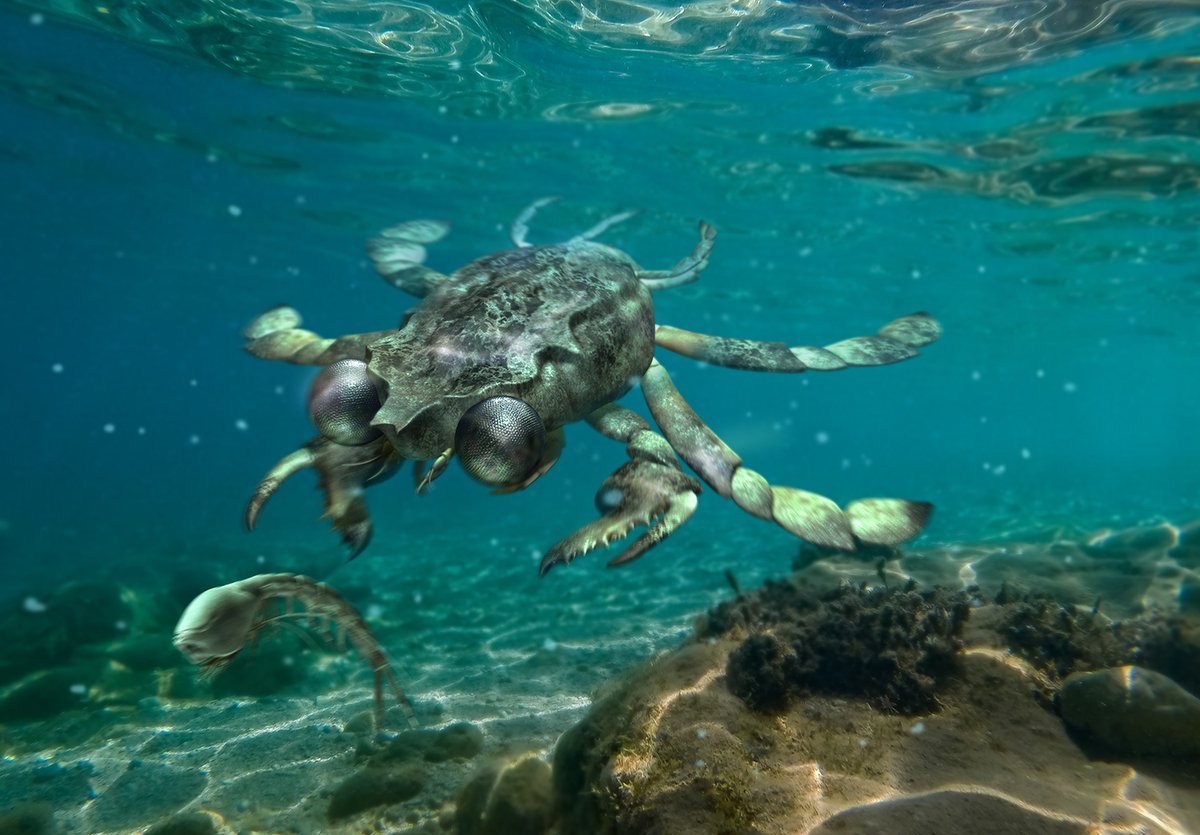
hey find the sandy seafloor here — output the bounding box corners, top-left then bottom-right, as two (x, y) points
(2, 490), (1200, 834)
(1, 500), (760, 835)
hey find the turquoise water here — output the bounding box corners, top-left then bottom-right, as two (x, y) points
(1, 2), (1199, 833)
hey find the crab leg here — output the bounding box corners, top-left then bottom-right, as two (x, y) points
(640, 359), (932, 550)
(569, 210), (638, 244)
(367, 219), (451, 298)
(245, 446), (317, 530)
(511, 196), (559, 247)
(653, 312), (941, 372)
(243, 305), (393, 366)
(636, 221), (717, 291)
(415, 447), (453, 495)
(245, 437), (402, 558)
(540, 405), (702, 574)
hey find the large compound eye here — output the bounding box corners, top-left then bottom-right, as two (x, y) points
(307, 359), (382, 445)
(455, 396), (546, 486)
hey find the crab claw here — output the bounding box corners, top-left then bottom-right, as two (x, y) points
(245, 437), (401, 559)
(540, 459), (702, 575)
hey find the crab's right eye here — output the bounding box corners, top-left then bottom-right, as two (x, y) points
(308, 359), (383, 446)
(455, 396), (546, 486)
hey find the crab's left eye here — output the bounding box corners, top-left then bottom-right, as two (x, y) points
(308, 359), (383, 446)
(455, 396), (546, 486)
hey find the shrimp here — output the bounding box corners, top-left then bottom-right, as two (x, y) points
(173, 573), (416, 730)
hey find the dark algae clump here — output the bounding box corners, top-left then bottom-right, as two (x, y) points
(996, 584), (1200, 695)
(725, 632), (794, 712)
(996, 585), (1125, 683)
(722, 581), (971, 714)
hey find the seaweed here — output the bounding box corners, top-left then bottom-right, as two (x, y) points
(997, 587), (1125, 681)
(988, 586), (1200, 700)
(725, 633), (795, 713)
(695, 576), (820, 638)
(722, 582), (970, 715)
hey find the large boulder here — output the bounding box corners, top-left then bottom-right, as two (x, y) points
(457, 755), (553, 835)
(1059, 665), (1200, 756)
(549, 573), (1200, 835)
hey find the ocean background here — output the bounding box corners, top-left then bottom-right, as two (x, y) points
(1, 1), (1199, 833)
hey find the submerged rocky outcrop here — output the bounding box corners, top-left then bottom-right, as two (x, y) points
(541, 522), (1200, 835)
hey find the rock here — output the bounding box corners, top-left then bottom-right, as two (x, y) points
(144, 812), (217, 835)
(372, 730), (438, 764)
(550, 626), (1198, 833)
(715, 581), (969, 714)
(0, 665), (98, 722)
(364, 722), (483, 768)
(426, 722), (483, 762)
(1059, 665), (1200, 756)
(327, 764), (425, 821)
(455, 764), (501, 835)
(343, 710), (376, 735)
(46, 581), (134, 648)
(1171, 519), (1200, 561)
(457, 756), (552, 835)
(809, 789), (1086, 834)
(1084, 524), (1178, 558)
(87, 634), (178, 671)
(0, 802), (53, 835)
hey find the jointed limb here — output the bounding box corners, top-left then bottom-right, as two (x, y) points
(245, 436), (403, 558)
(636, 222), (717, 291)
(540, 404), (701, 574)
(569, 210), (638, 244)
(510, 196), (559, 247)
(367, 219), (451, 298)
(641, 360), (931, 550)
(654, 312), (941, 372)
(512, 197), (639, 249)
(243, 306), (393, 366)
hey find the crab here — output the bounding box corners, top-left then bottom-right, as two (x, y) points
(242, 198), (940, 574)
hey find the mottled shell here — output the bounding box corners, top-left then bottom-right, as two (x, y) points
(366, 240), (655, 459)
